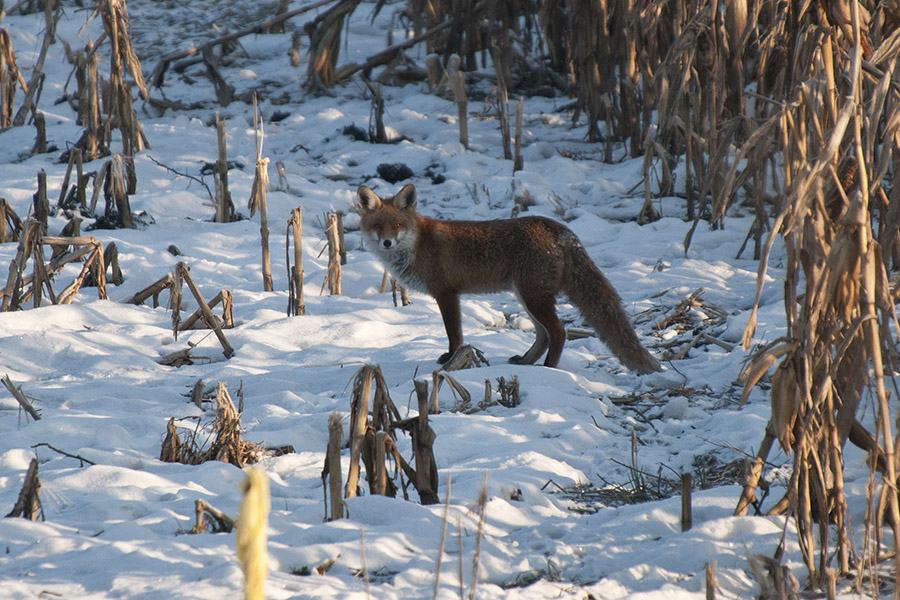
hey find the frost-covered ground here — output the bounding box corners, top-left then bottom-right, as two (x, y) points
(0, 2), (877, 598)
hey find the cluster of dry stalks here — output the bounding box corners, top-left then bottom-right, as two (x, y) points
(324, 364), (441, 515)
(725, 2), (900, 592)
(325, 359), (525, 520)
(160, 381), (263, 467)
(1, 218), (108, 311)
(0, 153), (140, 311)
(302, 0), (647, 158)
(0, 0), (148, 211)
(373, 0), (900, 590)
(92, 0), (148, 157)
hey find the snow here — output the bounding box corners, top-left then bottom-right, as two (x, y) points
(0, 1), (865, 598)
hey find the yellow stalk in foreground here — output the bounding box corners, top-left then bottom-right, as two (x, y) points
(236, 468), (270, 600)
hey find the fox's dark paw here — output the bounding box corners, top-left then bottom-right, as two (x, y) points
(437, 352), (452, 364)
(509, 354), (541, 365)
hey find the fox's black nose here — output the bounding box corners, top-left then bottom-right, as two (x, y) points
(382, 240), (392, 248)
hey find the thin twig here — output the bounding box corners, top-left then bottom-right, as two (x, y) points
(147, 154), (213, 200)
(31, 442), (96, 466)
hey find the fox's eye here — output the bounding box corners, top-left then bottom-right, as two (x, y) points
(395, 223), (401, 229)
(373, 223), (382, 230)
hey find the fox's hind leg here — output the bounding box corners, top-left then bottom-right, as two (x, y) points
(511, 291), (565, 367)
(509, 319), (548, 365)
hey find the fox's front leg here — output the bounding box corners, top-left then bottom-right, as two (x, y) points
(433, 290), (462, 363)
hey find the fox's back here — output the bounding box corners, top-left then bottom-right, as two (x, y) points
(409, 215), (575, 294)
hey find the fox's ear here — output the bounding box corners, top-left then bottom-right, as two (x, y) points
(393, 184), (417, 211)
(357, 186), (382, 214)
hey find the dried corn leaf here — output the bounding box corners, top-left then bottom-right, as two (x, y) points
(738, 341), (797, 406)
(770, 361), (801, 453)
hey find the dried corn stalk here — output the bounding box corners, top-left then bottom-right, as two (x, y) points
(72, 44), (104, 160)
(323, 412), (345, 521)
(248, 97), (273, 291)
(321, 213), (342, 295)
(305, 0), (361, 89)
(0, 28), (27, 128)
(287, 207), (306, 316)
(344, 365), (401, 499)
(213, 113), (234, 223)
(0, 198), (23, 243)
(92, 0), (149, 156)
(4, 458), (42, 520)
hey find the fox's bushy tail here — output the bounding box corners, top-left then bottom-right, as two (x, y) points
(564, 244), (661, 374)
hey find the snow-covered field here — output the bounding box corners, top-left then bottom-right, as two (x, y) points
(0, 2), (872, 598)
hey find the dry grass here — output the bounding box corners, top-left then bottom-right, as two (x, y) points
(545, 432), (686, 512)
(634, 288), (731, 361)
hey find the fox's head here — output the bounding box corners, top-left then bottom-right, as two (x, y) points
(357, 184), (418, 255)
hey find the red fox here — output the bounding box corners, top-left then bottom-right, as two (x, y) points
(356, 184), (661, 374)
